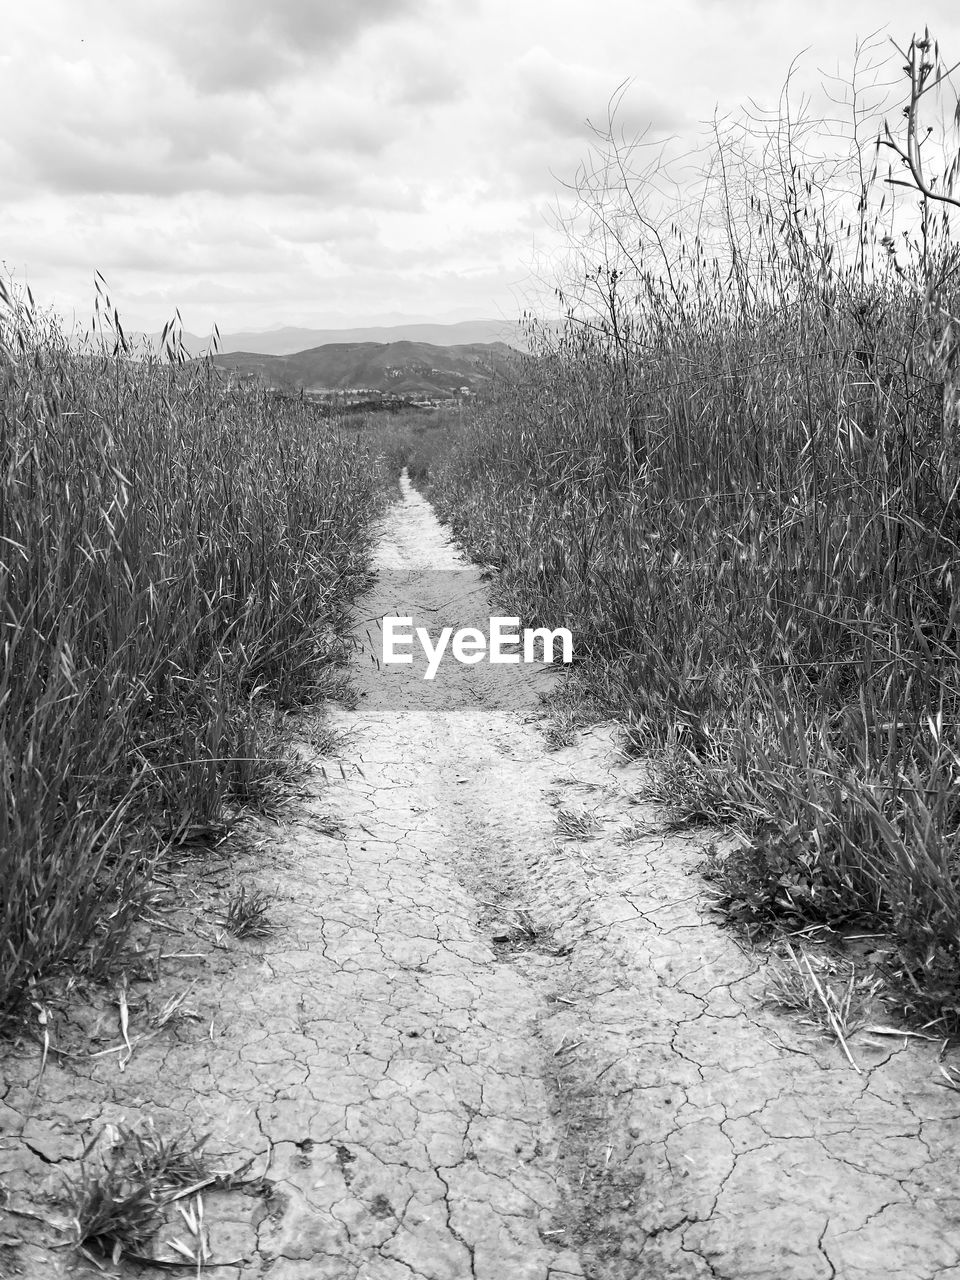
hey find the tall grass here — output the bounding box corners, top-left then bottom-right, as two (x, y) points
(0, 283), (389, 1023)
(423, 35), (960, 1022)
(339, 404), (467, 483)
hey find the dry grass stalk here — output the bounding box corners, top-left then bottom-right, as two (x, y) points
(797, 949), (861, 1074)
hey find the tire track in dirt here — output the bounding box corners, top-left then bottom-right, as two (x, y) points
(3, 473), (960, 1279)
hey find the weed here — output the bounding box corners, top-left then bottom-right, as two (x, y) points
(121, 1121), (211, 1188)
(491, 907), (555, 950)
(615, 817), (654, 845)
(765, 946), (881, 1040)
(541, 674), (607, 749)
(543, 716), (577, 751)
(765, 941), (885, 1070)
(555, 806), (602, 840)
(221, 885), (276, 939)
(67, 1122), (212, 1265)
(71, 1164), (165, 1264)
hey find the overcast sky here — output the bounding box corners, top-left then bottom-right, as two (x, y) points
(4, 0), (960, 335)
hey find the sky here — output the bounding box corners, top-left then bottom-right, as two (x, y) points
(3, 0), (960, 336)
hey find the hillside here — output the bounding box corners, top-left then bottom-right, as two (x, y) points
(141, 319), (526, 356)
(211, 339), (518, 397)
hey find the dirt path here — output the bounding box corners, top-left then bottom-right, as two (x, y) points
(3, 475), (960, 1279)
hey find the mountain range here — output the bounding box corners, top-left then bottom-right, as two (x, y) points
(138, 318), (525, 357)
(211, 339), (519, 397)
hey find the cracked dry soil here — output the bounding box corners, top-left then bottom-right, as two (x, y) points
(4, 473), (960, 1279)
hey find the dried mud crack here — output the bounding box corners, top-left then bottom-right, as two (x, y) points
(3, 473), (960, 1279)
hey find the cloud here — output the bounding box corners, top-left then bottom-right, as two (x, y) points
(378, 37), (466, 108)
(478, 46), (686, 203)
(7, 0), (960, 337)
(4, 58), (420, 201)
(386, 62), (464, 108)
(14, 127), (370, 199)
(1, 0), (441, 203)
(514, 46), (679, 142)
(117, 0), (427, 94)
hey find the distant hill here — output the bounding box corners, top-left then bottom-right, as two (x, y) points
(138, 318), (526, 357)
(210, 339), (518, 397)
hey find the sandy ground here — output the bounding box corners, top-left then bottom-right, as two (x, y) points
(3, 474), (960, 1279)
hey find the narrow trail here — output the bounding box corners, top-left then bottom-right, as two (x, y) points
(3, 475), (960, 1279)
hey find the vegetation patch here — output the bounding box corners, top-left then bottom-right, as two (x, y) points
(221, 883), (277, 940)
(408, 32), (960, 1027)
(0, 282), (394, 1023)
(66, 1120), (258, 1268)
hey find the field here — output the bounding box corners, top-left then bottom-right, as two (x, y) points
(406, 35), (960, 1026)
(0, 286), (394, 1023)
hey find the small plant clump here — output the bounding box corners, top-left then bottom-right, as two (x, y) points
(222, 884), (276, 939)
(555, 805), (603, 841)
(67, 1122), (216, 1266)
(765, 944), (882, 1035)
(71, 1166), (165, 1265)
